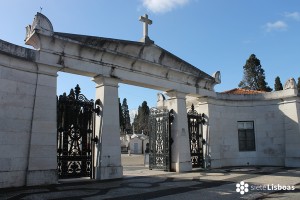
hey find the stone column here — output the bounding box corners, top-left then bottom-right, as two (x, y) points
(26, 65), (59, 186)
(166, 91), (192, 172)
(279, 93), (300, 167)
(92, 76), (123, 180)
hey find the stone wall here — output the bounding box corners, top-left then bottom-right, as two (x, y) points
(280, 95), (300, 167)
(0, 40), (58, 188)
(195, 89), (300, 168)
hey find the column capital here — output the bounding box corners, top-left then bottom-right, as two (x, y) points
(165, 90), (187, 99)
(92, 76), (119, 87)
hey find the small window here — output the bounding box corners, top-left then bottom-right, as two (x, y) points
(237, 121), (256, 151)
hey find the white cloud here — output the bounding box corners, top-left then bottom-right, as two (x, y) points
(284, 11), (300, 21)
(265, 20), (288, 32)
(142, 0), (190, 13)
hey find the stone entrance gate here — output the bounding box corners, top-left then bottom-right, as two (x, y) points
(0, 12), (219, 188)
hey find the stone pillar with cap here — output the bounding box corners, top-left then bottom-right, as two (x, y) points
(166, 90), (192, 172)
(92, 76), (123, 180)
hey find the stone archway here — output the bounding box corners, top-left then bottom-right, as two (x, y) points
(0, 12), (219, 187)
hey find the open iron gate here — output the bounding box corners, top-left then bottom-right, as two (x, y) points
(187, 104), (205, 168)
(57, 84), (99, 179)
(148, 108), (174, 171)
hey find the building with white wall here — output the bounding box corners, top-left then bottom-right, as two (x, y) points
(184, 86), (300, 168)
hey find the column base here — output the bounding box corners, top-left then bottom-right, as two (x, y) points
(285, 157), (300, 167)
(171, 161), (192, 172)
(26, 169), (58, 186)
(0, 171), (26, 188)
(95, 166), (123, 180)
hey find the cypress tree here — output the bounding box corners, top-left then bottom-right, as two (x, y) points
(122, 98), (131, 134)
(133, 101), (150, 135)
(274, 76), (283, 91)
(118, 98), (124, 133)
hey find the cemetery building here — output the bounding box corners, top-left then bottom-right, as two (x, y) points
(0, 13), (299, 188)
(120, 131), (149, 154)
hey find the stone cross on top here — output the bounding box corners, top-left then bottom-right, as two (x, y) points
(139, 14), (154, 44)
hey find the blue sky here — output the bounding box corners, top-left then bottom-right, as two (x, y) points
(1, 0), (300, 112)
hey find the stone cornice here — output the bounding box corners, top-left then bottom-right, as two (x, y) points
(0, 40), (36, 61)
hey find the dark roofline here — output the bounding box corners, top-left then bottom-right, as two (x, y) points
(54, 32), (142, 46)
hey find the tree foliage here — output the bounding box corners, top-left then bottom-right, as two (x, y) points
(132, 101), (150, 135)
(119, 98), (132, 134)
(122, 98), (131, 134)
(274, 76), (283, 91)
(238, 54), (272, 92)
(118, 98), (124, 131)
(298, 77), (300, 90)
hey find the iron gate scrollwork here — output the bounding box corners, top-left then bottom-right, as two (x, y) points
(57, 84), (99, 179)
(187, 104), (205, 168)
(149, 108), (174, 171)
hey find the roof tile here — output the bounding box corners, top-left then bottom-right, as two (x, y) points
(221, 88), (266, 95)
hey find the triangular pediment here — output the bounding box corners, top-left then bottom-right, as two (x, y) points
(24, 12), (219, 94)
(54, 32), (214, 81)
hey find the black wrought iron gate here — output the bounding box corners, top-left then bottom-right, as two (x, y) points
(187, 104), (205, 168)
(57, 84), (99, 179)
(148, 108), (174, 171)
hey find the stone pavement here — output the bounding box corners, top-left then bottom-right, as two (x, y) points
(0, 154), (299, 200)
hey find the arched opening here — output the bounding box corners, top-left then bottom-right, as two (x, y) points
(57, 72), (166, 180)
(118, 83), (162, 176)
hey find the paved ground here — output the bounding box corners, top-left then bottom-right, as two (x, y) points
(0, 154), (299, 200)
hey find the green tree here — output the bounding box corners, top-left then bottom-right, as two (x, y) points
(133, 101), (150, 135)
(139, 101), (150, 135)
(238, 54), (272, 91)
(297, 77), (300, 90)
(122, 98), (131, 134)
(118, 98), (124, 132)
(274, 76), (283, 91)
(132, 114), (139, 134)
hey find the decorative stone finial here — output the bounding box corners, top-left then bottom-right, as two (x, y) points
(212, 71), (221, 84)
(25, 12), (53, 49)
(157, 93), (166, 109)
(157, 93), (166, 101)
(139, 14), (154, 44)
(284, 78), (296, 90)
(26, 12), (53, 36)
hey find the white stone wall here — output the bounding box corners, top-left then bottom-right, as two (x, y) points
(0, 63), (33, 188)
(279, 96), (300, 167)
(26, 72), (58, 186)
(195, 89), (300, 168)
(0, 46), (58, 188)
